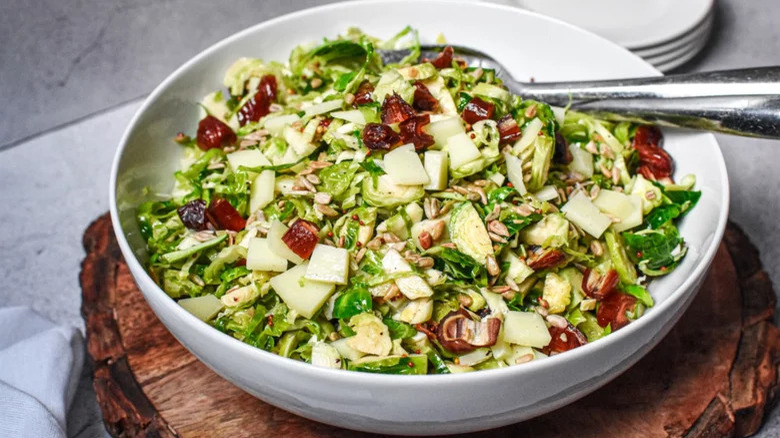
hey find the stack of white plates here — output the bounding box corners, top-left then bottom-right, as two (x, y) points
(490, 0), (714, 72)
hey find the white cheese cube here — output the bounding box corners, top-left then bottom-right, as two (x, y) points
(593, 190), (644, 233)
(446, 133), (481, 169)
(305, 244), (349, 284)
(502, 311), (551, 348)
(178, 295), (224, 322)
(426, 116), (465, 148)
(269, 262), (335, 319)
(423, 150), (448, 191)
(568, 144), (594, 178)
(246, 237), (287, 272)
(560, 191), (612, 238)
(384, 144), (430, 185)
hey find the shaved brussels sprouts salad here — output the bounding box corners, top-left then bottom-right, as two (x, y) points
(137, 27), (701, 374)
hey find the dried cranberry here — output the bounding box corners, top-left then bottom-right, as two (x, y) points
(596, 292), (637, 330)
(362, 123), (401, 150)
(353, 80), (374, 106)
(196, 115), (236, 151)
(206, 198), (246, 232)
(412, 81), (439, 112)
(497, 114), (522, 144)
(381, 92), (416, 124)
(582, 268), (619, 300)
(546, 320), (588, 354)
(426, 46), (454, 69)
(237, 75), (278, 126)
(177, 199), (208, 231)
(282, 219), (320, 259)
(527, 248), (566, 270)
(234, 258), (247, 267)
(461, 97), (494, 125)
(554, 133), (572, 164)
(633, 125), (673, 181)
(399, 114), (435, 151)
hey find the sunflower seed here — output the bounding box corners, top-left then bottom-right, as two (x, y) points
(488, 220), (509, 237)
(589, 184), (601, 200)
(355, 247), (367, 263)
(381, 232), (401, 243)
(513, 204), (535, 217)
(485, 204), (501, 222)
(429, 220), (446, 240)
(469, 185), (488, 204)
(486, 255), (500, 276)
(590, 240), (604, 256)
(489, 232), (507, 243)
(306, 174), (321, 185)
(309, 161), (333, 169)
(315, 203), (339, 217)
(416, 257), (435, 269)
(314, 192), (332, 204)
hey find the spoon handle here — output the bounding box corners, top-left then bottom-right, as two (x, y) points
(516, 67), (780, 102)
(509, 67), (780, 138)
(569, 95), (780, 138)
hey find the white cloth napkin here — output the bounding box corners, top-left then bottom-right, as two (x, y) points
(0, 307), (84, 438)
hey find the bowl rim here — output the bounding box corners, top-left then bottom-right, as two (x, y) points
(109, 0), (730, 385)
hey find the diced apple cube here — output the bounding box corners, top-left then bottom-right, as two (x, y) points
(384, 144), (430, 185)
(503, 152), (527, 195)
(268, 220), (304, 264)
(303, 99), (343, 118)
(593, 189), (633, 218)
(425, 116), (465, 147)
(331, 109), (366, 125)
(382, 249), (433, 299)
(394, 298), (433, 324)
(246, 237), (287, 272)
(502, 311), (551, 348)
(269, 262), (335, 319)
(560, 191), (612, 238)
(284, 125), (316, 156)
(263, 114), (300, 136)
(592, 190), (644, 233)
(568, 144), (594, 178)
(446, 133), (481, 169)
(178, 294), (224, 322)
(423, 150), (448, 190)
(406, 202), (424, 224)
(613, 195), (643, 232)
(249, 170), (275, 213)
(305, 244), (349, 284)
(226, 149), (270, 173)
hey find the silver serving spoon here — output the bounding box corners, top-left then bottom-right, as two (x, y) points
(378, 45), (780, 139)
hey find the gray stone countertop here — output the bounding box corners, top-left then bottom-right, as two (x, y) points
(0, 0), (779, 437)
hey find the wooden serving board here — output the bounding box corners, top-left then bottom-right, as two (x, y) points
(80, 214), (780, 437)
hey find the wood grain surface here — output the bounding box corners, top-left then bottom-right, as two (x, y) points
(80, 214), (780, 437)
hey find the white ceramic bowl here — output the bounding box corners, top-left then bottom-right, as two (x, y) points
(109, 1), (729, 434)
